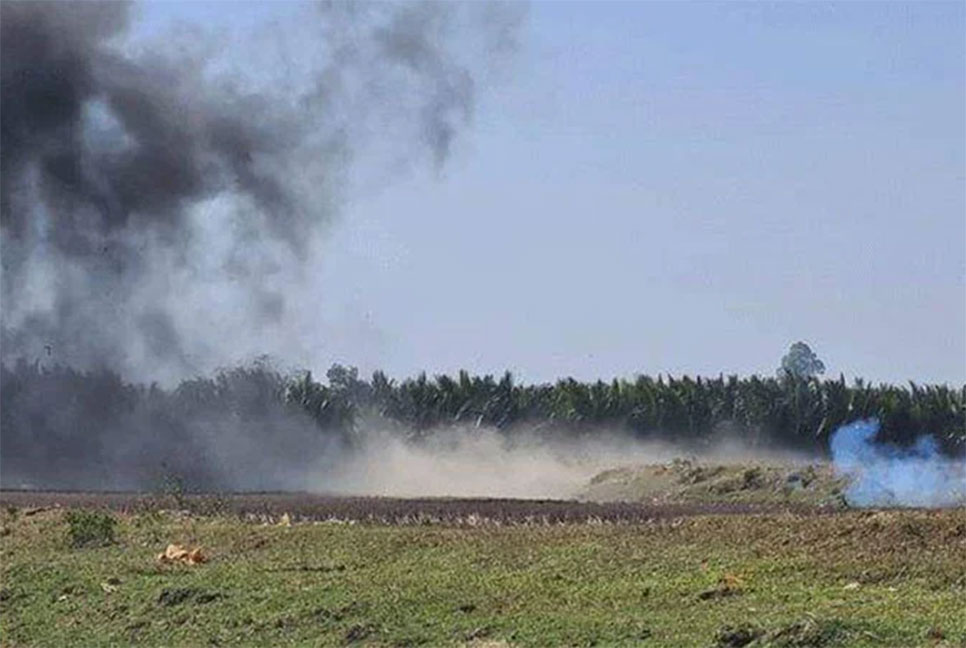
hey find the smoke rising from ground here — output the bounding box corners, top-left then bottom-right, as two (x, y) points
(5, 5), (963, 505)
(3, 362), (683, 497)
(0, 359), (816, 497)
(830, 419), (966, 508)
(1, 1), (522, 382)
(324, 418), (821, 498)
(325, 425), (665, 499)
(5, 360), (963, 505)
(0, 362), (342, 492)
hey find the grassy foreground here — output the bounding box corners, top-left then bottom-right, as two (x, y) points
(1, 506), (964, 647)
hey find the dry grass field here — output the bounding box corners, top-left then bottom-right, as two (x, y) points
(1, 489), (964, 647)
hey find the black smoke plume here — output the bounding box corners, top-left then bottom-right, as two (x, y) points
(0, 0), (523, 490)
(1, 0), (522, 381)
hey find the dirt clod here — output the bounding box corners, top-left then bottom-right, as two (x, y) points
(766, 618), (845, 647)
(714, 624), (763, 647)
(157, 588), (222, 607)
(344, 624), (375, 643)
(697, 585), (740, 601)
(464, 626), (490, 641)
(158, 588), (194, 607)
(926, 627), (945, 641)
(699, 573), (744, 601)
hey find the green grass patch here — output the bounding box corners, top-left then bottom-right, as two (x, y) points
(64, 510), (118, 549)
(1, 507), (963, 647)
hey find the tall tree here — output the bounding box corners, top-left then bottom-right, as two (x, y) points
(778, 342), (826, 380)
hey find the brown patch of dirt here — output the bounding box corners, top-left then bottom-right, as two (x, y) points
(0, 490), (832, 525)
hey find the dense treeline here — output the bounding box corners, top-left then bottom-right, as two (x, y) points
(304, 364), (965, 455)
(1, 359), (963, 489)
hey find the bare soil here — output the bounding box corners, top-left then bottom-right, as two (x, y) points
(0, 490), (840, 525)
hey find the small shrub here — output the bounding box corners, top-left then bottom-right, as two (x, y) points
(65, 510), (117, 548)
(157, 468), (190, 510)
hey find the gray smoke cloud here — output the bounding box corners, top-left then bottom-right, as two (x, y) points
(1, 0), (523, 382)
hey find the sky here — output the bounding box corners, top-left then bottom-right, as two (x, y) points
(136, 1), (964, 386)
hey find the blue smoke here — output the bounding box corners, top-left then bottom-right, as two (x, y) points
(829, 419), (965, 508)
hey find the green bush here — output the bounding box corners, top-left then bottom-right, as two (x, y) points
(65, 510), (117, 548)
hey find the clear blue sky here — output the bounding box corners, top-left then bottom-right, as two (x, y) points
(138, 1), (965, 385)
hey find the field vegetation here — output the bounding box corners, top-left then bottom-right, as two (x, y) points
(2, 360), (963, 490)
(1, 503), (963, 647)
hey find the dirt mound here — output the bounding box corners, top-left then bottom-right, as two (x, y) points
(578, 458), (850, 508)
(713, 618), (852, 647)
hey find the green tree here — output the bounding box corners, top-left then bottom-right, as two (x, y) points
(778, 342), (826, 380)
